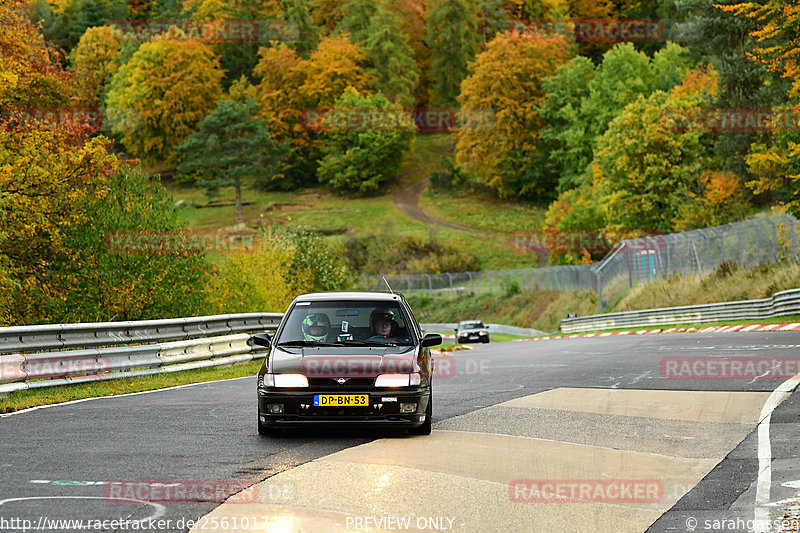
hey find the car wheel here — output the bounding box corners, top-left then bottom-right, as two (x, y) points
(483, 338), (490, 344)
(409, 395), (432, 436)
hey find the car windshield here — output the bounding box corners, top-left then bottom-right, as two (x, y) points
(277, 300), (414, 346)
(461, 321), (484, 329)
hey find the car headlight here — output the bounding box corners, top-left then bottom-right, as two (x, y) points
(479, 330), (487, 335)
(273, 374), (309, 388)
(375, 373), (421, 387)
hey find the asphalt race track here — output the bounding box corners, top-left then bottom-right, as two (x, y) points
(2, 331), (800, 532)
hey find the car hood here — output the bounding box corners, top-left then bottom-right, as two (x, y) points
(270, 346), (418, 378)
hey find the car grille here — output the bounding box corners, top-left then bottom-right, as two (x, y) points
(299, 406), (385, 417)
(306, 377), (375, 390)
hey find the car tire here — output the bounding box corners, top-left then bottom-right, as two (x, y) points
(483, 338), (490, 344)
(409, 395), (432, 436)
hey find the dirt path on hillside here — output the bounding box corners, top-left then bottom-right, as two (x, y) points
(394, 178), (492, 235)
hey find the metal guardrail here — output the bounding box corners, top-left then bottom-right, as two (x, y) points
(560, 289), (800, 333)
(421, 323), (546, 337)
(0, 314), (282, 395)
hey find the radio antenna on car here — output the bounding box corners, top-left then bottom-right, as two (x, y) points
(382, 276), (394, 294)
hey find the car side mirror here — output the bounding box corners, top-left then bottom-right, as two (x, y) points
(251, 332), (271, 349)
(421, 333), (442, 347)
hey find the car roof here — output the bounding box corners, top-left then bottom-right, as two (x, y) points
(292, 291), (405, 303)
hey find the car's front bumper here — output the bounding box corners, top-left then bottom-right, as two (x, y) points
(459, 332), (488, 342)
(257, 388), (430, 427)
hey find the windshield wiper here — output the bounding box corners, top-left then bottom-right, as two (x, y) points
(335, 340), (398, 347)
(277, 341), (340, 347)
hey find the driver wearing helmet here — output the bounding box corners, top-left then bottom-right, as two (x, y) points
(302, 312), (330, 342)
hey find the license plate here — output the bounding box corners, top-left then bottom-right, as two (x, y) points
(313, 394), (369, 407)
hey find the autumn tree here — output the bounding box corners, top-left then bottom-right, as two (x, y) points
(336, 0), (378, 42)
(64, 166), (210, 321)
(284, 0), (322, 56)
(204, 228), (351, 314)
(456, 31), (571, 199)
(0, 0), (71, 110)
(317, 88), (415, 193)
(252, 36), (371, 186)
(297, 35), (371, 108)
(360, 2), (419, 107)
(540, 42), (692, 191)
(105, 34), (224, 167)
(177, 99), (288, 222)
(31, 0), (126, 53)
(476, 1), (511, 50)
(310, 0), (346, 32)
(538, 55), (596, 192)
(0, 127), (118, 324)
(594, 67), (722, 233)
(426, 0), (481, 107)
(720, 0), (800, 216)
(69, 25), (122, 108)
(674, 0), (781, 180)
(389, 0), (431, 106)
(510, 0), (569, 19)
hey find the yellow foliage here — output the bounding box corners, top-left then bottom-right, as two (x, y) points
(70, 26), (122, 107)
(205, 232), (301, 313)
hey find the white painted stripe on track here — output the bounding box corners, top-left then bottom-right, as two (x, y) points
(753, 373), (800, 533)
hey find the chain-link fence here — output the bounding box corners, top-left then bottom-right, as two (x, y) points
(362, 214), (800, 312)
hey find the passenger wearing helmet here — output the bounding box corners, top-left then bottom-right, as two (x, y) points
(302, 313), (330, 342)
(368, 308), (396, 342)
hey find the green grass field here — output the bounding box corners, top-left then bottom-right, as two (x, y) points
(164, 134), (546, 271)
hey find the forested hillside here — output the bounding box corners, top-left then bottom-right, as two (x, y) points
(1, 0), (798, 325)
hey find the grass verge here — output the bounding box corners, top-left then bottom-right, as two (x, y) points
(164, 134), (545, 271)
(0, 359), (262, 414)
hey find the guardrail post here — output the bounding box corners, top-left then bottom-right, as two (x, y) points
(487, 271), (493, 294)
(766, 218), (778, 261)
(737, 225), (743, 265)
(468, 271), (474, 293)
(426, 274), (433, 298)
(710, 227), (724, 264)
(596, 268), (603, 313)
